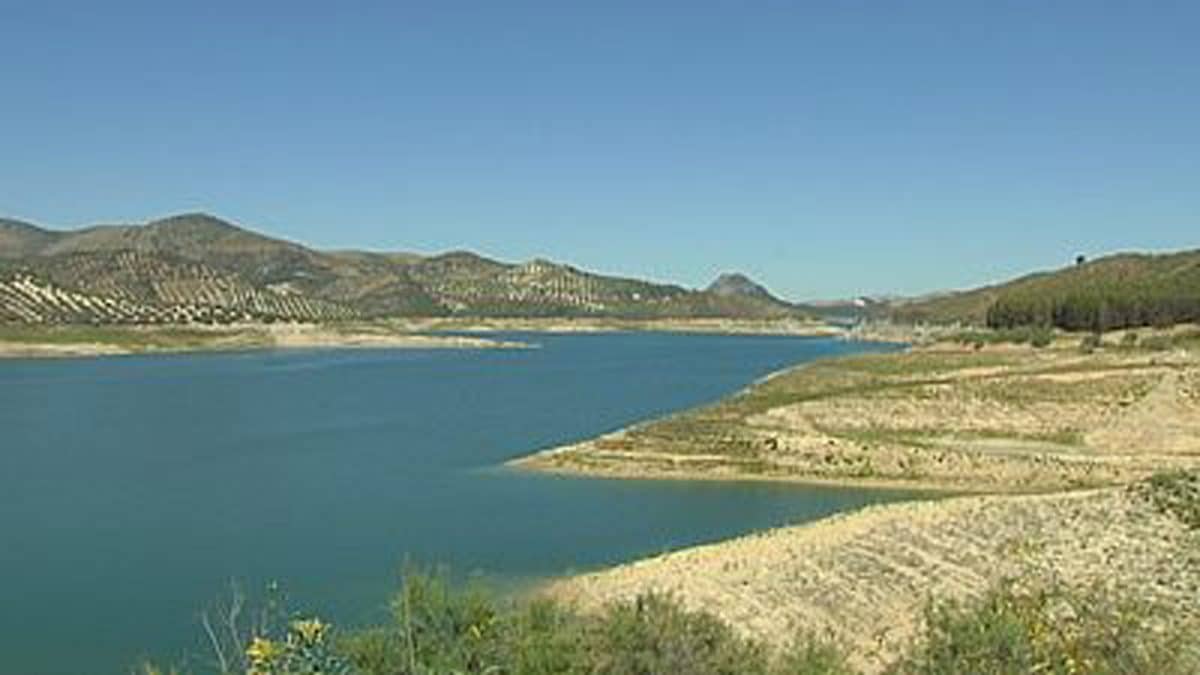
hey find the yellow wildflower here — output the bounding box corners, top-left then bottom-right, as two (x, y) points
(246, 636), (281, 667)
(290, 618), (328, 644)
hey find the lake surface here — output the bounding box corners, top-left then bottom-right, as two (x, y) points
(0, 332), (914, 673)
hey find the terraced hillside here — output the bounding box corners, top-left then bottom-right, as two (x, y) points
(518, 335), (1200, 492)
(0, 213), (804, 323)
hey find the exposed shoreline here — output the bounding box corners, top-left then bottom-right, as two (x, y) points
(513, 338), (1200, 493)
(508, 447), (992, 494)
(517, 335), (1200, 670)
(0, 317), (855, 361)
(0, 322), (528, 360)
(388, 316), (846, 337)
(542, 481), (1199, 673)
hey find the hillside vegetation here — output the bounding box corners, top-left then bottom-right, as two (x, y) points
(891, 250), (1200, 331)
(1, 213), (803, 324)
(148, 509), (1198, 675)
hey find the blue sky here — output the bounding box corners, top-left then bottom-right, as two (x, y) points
(2, 2), (1197, 300)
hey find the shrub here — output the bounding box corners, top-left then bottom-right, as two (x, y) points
(887, 581), (1195, 675)
(339, 567), (507, 674)
(776, 635), (855, 675)
(1131, 470), (1200, 529)
(1140, 335), (1173, 351)
(170, 567), (1196, 674)
(336, 570), (832, 675)
(581, 594), (770, 675)
(246, 619), (352, 675)
(1028, 326), (1054, 348)
(948, 327), (1055, 349)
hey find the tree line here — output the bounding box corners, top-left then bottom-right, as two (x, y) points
(986, 268), (1200, 332)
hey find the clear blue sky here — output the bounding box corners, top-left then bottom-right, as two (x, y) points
(2, 2), (1197, 300)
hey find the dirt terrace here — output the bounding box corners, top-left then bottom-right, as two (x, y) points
(516, 341), (1200, 492)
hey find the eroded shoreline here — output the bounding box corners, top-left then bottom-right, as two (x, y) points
(0, 322), (528, 359)
(542, 481), (1199, 673)
(516, 333), (1200, 671)
(0, 317), (854, 360)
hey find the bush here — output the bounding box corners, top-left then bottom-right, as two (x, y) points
(162, 568), (1194, 674)
(1140, 335), (1174, 351)
(339, 567), (508, 674)
(1027, 326), (1054, 348)
(949, 326), (1055, 349)
(887, 581), (1195, 675)
(337, 568), (792, 675)
(580, 594), (771, 674)
(776, 635), (855, 675)
(246, 619), (352, 675)
(1131, 470), (1200, 529)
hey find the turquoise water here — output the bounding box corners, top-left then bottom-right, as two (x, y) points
(0, 333), (913, 673)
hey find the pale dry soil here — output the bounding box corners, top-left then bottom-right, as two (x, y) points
(0, 322), (522, 359)
(546, 483), (1199, 673)
(516, 342), (1200, 492)
(393, 316), (841, 336)
(524, 339), (1200, 671)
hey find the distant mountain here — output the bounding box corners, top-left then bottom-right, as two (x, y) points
(889, 250), (1200, 331)
(706, 273), (775, 301)
(0, 218), (56, 258)
(794, 296), (892, 323)
(0, 213), (809, 325)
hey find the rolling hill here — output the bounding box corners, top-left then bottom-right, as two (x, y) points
(890, 250), (1200, 331)
(0, 213), (805, 325)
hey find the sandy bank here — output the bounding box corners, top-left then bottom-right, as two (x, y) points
(0, 322), (526, 359)
(514, 343), (1200, 493)
(391, 316), (843, 337)
(545, 484), (1200, 673)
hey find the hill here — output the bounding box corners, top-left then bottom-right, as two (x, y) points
(706, 272), (778, 301)
(0, 213), (808, 325)
(890, 250), (1200, 331)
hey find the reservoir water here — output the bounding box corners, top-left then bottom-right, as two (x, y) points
(0, 332), (914, 673)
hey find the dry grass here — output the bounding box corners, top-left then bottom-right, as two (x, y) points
(517, 339), (1200, 492)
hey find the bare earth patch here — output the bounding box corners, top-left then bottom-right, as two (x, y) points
(0, 322), (524, 359)
(545, 485), (1200, 673)
(515, 343), (1200, 492)
(520, 340), (1200, 670)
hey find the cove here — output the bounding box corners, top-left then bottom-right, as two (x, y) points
(0, 332), (914, 673)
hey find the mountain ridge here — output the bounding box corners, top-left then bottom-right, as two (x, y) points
(0, 213), (806, 325)
(889, 249), (1200, 330)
